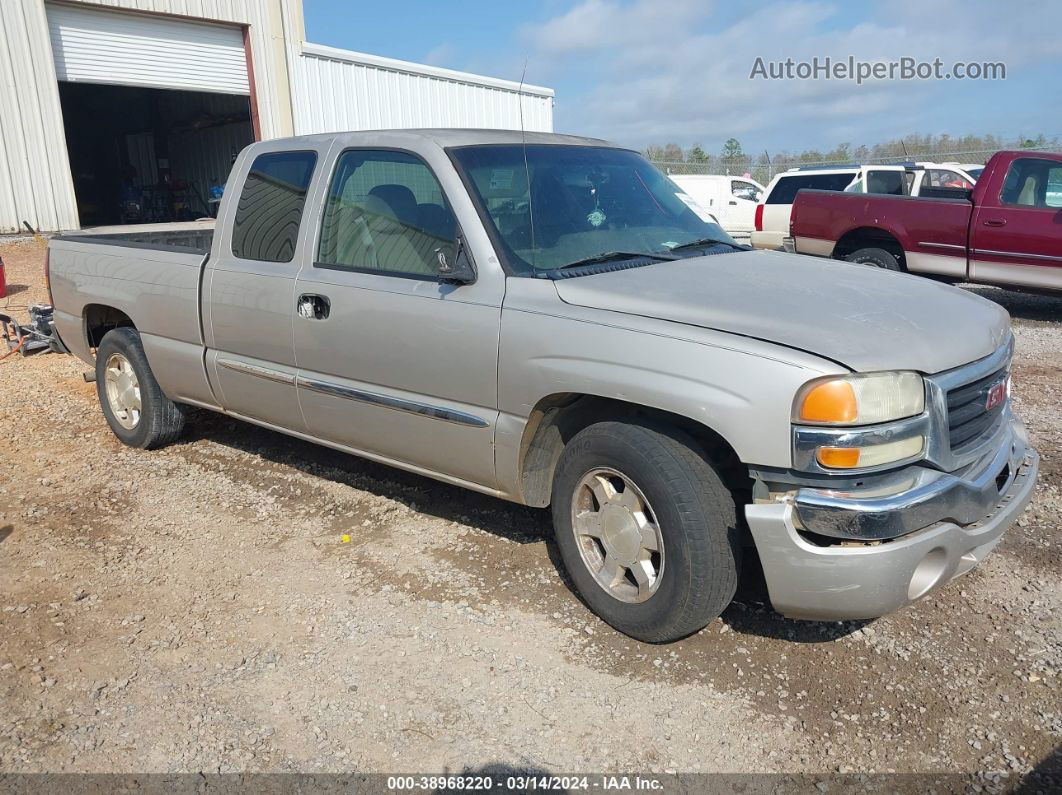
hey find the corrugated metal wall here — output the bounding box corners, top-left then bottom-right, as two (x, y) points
(0, 0), (297, 233)
(0, 1), (81, 233)
(293, 44), (554, 136)
(0, 1), (556, 233)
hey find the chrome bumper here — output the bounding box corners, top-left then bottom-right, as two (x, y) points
(794, 414), (1028, 539)
(745, 438), (1038, 621)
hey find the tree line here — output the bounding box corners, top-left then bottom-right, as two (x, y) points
(646, 133), (1059, 179)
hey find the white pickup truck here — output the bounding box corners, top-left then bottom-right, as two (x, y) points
(46, 130), (1037, 642)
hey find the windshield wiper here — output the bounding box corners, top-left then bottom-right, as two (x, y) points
(556, 250), (677, 270)
(667, 237), (744, 253)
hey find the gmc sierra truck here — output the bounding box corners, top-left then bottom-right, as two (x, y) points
(47, 130), (1038, 642)
(788, 150), (1062, 291)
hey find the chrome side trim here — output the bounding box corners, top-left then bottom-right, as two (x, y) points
(217, 358), (296, 386)
(297, 376), (489, 428)
(918, 241), (965, 251)
(973, 248), (1062, 263)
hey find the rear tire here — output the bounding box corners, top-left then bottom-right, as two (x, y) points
(551, 421), (741, 643)
(844, 246), (902, 271)
(95, 328), (186, 449)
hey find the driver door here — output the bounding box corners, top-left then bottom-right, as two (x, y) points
(293, 147), (502, 488)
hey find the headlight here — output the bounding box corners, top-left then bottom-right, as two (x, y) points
(795, 372), (925, 426)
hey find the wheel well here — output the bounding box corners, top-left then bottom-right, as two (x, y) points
(84, 304), (135, 349)
(832, 227), (905, 268)
(518, 394), (750, 509)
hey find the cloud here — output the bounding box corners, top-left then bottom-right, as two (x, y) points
(522, 0), (1062, 149)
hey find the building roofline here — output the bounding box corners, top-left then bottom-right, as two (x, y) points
(301, 42), (555, 99)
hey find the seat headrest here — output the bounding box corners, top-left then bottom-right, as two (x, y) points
(368, 184), (418, 224)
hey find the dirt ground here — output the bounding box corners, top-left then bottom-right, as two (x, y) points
(1, 238), (1059, 785)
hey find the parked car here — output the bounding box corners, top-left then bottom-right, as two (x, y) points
(47, 130), (1038, 642)
(669, 174), (764, 243)
(788, 150), (1062, 292)
(753, 166), (863, 250)
(753, 163), (983, 249)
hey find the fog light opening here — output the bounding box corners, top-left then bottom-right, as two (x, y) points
(908, 547), (948, 600)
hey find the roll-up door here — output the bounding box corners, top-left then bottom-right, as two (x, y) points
(48, 4), (249, 95)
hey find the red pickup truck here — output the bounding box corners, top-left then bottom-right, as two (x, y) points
(788, 150), (1062, 292)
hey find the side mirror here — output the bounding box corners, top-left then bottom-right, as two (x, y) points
(435, 236), (477, 285)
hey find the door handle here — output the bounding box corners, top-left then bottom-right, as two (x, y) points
(297, 294), (330, 320)
(983, 218), (1007, 227)
(728, 200), (738, 205)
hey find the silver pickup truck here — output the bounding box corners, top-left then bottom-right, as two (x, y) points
(47, 130), (1038, 642)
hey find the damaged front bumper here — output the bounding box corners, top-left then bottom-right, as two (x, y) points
(746, 416), (1038, 621)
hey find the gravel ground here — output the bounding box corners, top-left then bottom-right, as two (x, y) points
(0, 239), (1059, 785)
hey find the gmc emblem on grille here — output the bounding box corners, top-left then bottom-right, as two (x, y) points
(985, 379), (1007, 411)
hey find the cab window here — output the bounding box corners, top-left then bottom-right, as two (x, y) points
(317, 150), (457, 278)
(232, 151), (317, 263)
(1001, 157), (1062, 209)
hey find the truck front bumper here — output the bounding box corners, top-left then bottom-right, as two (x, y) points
(745, 437), (1038, 622)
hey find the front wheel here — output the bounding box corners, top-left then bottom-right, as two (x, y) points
(551, 421), (741, 643)
(95, 328), (187, 449)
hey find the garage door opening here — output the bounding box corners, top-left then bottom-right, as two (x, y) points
(57, 82), (253, 227)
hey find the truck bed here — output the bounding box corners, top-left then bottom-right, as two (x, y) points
(48, 223), (214, 408)
(790, 189), (973, 271)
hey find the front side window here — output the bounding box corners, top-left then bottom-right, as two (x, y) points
(317, 150), (457, 278)
(731, 180), (761, 201)
(232, 151), (317, 262)
(1001, 157), (1062, 209)
(450, 144), (734, 274)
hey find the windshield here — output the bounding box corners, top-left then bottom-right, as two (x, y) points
(449, 144), (735, 274)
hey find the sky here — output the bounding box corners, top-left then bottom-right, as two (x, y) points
(303, 0), (1062, 155)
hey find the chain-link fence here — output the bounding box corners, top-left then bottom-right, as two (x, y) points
(650, 141), (1061, 186)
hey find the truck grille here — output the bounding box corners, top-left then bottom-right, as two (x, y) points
(946, 365), (1008, 453)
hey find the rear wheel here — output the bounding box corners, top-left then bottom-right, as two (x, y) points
(844, 246), (902, 271)
(551, 421), (741, 643)
(95, 328), (186, 449)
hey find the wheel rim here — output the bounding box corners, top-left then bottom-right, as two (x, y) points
(570, 467), (664, 603)
(103, 352), (142, 430)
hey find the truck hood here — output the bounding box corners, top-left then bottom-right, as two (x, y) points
(553, 249), (1011, 373)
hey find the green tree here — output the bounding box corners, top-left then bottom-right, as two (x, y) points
(687, 144), (708, 163)
(721, 138), (743, 160)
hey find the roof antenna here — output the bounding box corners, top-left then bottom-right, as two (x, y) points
(518, 58), (536, 269)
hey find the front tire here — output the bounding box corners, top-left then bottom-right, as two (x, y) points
(844, 246), (902, 271)
(551, 421), (741, 643)
(95, 328), (186, 449)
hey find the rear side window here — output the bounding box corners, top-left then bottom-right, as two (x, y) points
(765, 172), (857, 204)
(232, 151), (317, 262)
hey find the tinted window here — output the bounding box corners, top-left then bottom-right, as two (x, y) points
(1001, 157), (1062, 209)
(765, 172), (857, 204)
(317, 150), (457, 278)
(232, 151), (317, 262)
(865, 170), (906, 195)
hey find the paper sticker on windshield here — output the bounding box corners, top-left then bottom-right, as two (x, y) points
(676, 192), (716, 223)
(489, 169), (514, 190)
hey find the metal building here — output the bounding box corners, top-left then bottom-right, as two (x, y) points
(0, 0), (554, 233)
